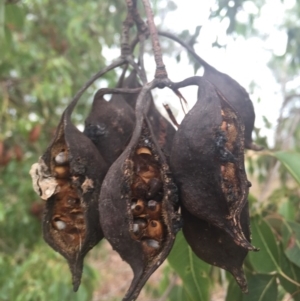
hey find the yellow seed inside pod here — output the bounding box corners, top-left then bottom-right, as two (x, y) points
(146, 220), (163, 240)
(131, 199), (146, 216)
(54, 166), (70, 179)
(226, 122), (238, 146)
(147, 200), (162, 220)
(136, 147), (152, 155)
(221, 120), (227, 132)
(139, 165), (157, 183)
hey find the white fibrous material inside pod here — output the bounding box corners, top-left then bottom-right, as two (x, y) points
(29, 159), (59, 200)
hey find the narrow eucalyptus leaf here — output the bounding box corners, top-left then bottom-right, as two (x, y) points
(273, 151), (300, 185)
(278, 244), (300, 301)
(249, 217), (279, 273)
(168, 231), (211, 301)
(243, 274), (277, 301)
(282, 220), (300, 268)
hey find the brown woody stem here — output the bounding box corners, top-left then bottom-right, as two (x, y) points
(122, 0), (135, 57)
(94, 87), (142, 98)
(163, 104), (180, 128)
(131, 0), (148, 35)
(158, 30), (214, 70)
(66, 57), (126, 115)
(142, 0), (168, 80)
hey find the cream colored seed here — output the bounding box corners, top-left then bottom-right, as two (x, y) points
(55, 220), (66, 230)
(145, 239), (160, 249)
(55, 151), (68, 165)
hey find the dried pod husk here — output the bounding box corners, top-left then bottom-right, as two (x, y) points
(99, 113), (180, 301)
(84, 92), (136, 165)
(202, 66), (262, 150)
(123, 70), (176, 156)
(170, 77), (255, 250)
(182, 202), (251, 292)
(29, 105), (108, 291)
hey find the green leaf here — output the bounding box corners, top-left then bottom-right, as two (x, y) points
(168, 231), (211, 301)
(273, 152), (300, 185)
(243, 274), (277, 301)
(279, 244), (300, 301)
(226, 277), (243, 301)
(167, 285), (191, 301)
(282, 221), (300, 268)
(249, 217), (280, 273)
(0, 0), (4, 51)
(279, 201), (295, 221)
(5, 4), (25, 31)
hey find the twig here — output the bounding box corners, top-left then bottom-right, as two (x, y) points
(142, 0), (168, 80)
(158, 30), (213, 70)
(163, 104), (180, 128)
(173, 89), (187, 115)
(286, 289), (300, 301)
(131, 0), (149, 36)
(65, 57), (126, 115)
(121, 1), (135, 57)
(127, 56), (147, 84)
(116, 64), (129, 88)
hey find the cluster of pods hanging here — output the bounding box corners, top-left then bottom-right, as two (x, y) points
(29, 2), (262, 300)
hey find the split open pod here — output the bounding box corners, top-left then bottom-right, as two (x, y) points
(99, 86), (181, 301)
(30, 101), (108, 291)
(171, 77), (256, 251)
(201, 66), (262, 150)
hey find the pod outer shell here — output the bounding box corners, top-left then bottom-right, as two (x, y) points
(170, 77), (254, 250)
(84, 92), (136, 165)
(40, 109), (108, 291)
(203, 66), (262, 150)
(99, 120), (180, 301)
(182, 202), (251, 293)
(123, 70), (176, 156)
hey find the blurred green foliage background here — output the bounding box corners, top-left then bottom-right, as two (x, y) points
(1, 0), (300, 300)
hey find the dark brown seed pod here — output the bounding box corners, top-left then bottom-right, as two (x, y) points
(123, 70), (176, 156)
(29, 104), (108, 291)
(182, 202), (251, 293)
(84, 92), (136, 165)
(202, 67), (262, 150)
(99, 110), (180, 301)
(170, 77), (255, 250)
